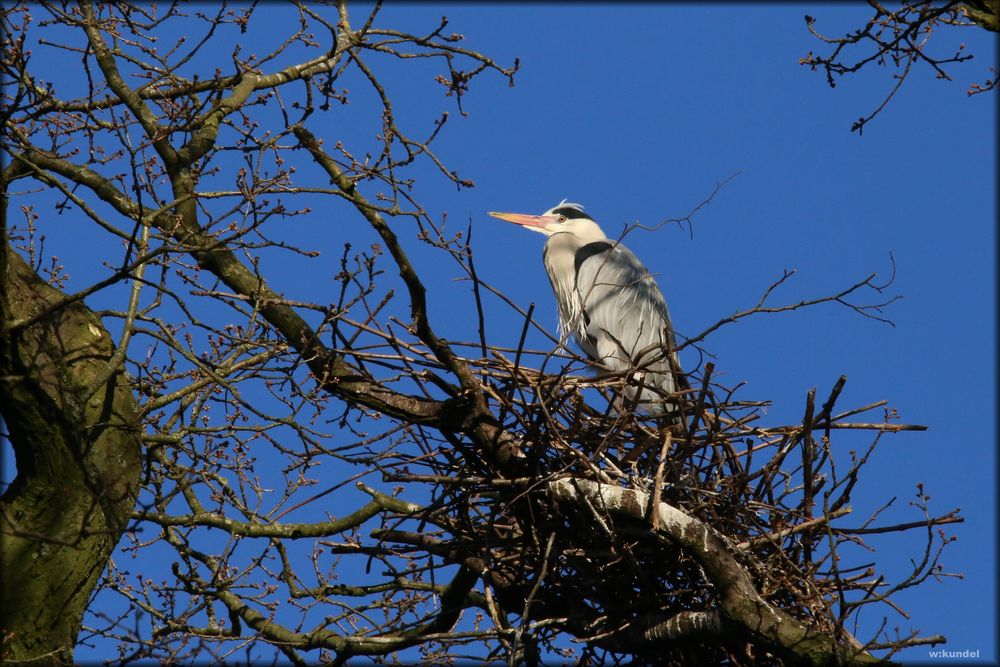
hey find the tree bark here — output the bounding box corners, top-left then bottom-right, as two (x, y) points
(962, 0), (999, 32)
(1, 243), (141, 665)
(547, 478), (880, 666)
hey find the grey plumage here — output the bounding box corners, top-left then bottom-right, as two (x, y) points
(489, 201), (684, 416)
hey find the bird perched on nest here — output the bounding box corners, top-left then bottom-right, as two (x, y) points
(489, 201), (686, 418)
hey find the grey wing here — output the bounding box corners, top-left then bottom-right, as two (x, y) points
(574, 242), (684, 409)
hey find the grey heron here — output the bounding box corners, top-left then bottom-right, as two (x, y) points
(489, 201), (686, 417)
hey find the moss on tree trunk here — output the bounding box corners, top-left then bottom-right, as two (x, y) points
(1, 243), (141, 665)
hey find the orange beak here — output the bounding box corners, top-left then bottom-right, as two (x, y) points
(488, 211), (558, 230)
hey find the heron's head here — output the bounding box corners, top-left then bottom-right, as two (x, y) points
(489, 200), (606, 241)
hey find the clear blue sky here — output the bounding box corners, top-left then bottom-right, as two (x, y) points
(4, 3), (996, 663)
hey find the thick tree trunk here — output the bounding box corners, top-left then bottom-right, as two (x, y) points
(1, 243), (141, 665)
(962, 0), (999, 32)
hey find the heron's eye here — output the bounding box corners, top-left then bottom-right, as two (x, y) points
(557, 215), (567, 223)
